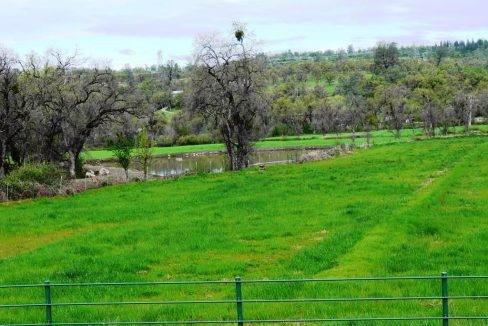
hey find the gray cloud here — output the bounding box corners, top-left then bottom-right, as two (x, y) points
(3, 0), (487, 40)
(1, 0), (487, 68)
(84, 0), (488, 38)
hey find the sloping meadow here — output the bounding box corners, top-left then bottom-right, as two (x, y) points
(0, 137), (487, 324)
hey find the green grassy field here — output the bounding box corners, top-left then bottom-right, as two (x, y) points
(83, 125), (488, 160)
(1, 136), (487, 323)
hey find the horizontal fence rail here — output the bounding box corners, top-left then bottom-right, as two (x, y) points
(0, 273), (487, 325)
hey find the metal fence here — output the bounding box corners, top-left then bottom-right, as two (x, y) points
(0, 273), (487, 325)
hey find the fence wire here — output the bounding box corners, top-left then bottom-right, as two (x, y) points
(0, 273), (487, 325)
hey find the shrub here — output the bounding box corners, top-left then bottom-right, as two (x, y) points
(4, 163), (63, 185)
(270, 123), (298, 137)
(156, 136), (174, 147)
(109, 134), (134, 180)
(0, 164), (65, 201)
(155, 134), (216, 147)
(175, 134), (215, 146)
(136, 128), (153, 180)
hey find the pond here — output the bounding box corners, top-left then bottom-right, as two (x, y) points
(147, 148), (316, 177)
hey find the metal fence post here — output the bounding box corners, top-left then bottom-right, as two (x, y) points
(235, 277), (244, 326)
(44, 280), (53, 326)
(441, 272), (448, 326)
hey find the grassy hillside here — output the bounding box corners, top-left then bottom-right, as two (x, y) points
(1, 137), (487, 323)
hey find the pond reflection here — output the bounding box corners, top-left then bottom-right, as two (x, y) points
(148, 149), (311, 177)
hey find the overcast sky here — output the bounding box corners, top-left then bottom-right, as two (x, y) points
(1, 0), (487, 68)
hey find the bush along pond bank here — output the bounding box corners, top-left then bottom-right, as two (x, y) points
(0, 163), (66, 201)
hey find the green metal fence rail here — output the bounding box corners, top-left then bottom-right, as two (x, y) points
(0, 272), (487, 325)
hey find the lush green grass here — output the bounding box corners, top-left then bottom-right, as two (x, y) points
(85, 143), (226, 160)
(83, 124), (488, 160)
(1, 136), (487, 323)
(304, 77), (336, 94)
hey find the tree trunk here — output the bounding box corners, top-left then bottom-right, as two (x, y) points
(143, 158), (148, 180)
(68, 150), (77, 179)
(10, 145), (24, 167)
(225, 142), (235, 171)
(395, 128), (401, 139)
(0, 140), (6, 178)
(221, 121), (252, 171)
(124, 169), (129, 181)
(222, 126), (236, 171)
(236, 124), (250, 170)
(235, 146), (249, 170)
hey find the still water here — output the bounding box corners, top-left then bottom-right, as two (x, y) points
(148, 148), (311, 177)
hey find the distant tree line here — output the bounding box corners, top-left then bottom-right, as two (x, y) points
(264, 42), (488, 141)
(1, 35), (488, 178)
(266, 38), (488, 64)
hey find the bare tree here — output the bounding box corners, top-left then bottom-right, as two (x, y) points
(187, 24), (267, 170)
(312, 100), (336, 137)
(454, 92), (477, 132)
(344, 95), (366, 144)
(421, 102), (441, 137)
(414, 88), (443, 137)
(26, 52), (138, 177)
(479, 89), (488, 119)
(377, 85), (408, 138)
(22, 52), (75, 163)
(0, 49), (30, 177)
(440, 106), (457, 135)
